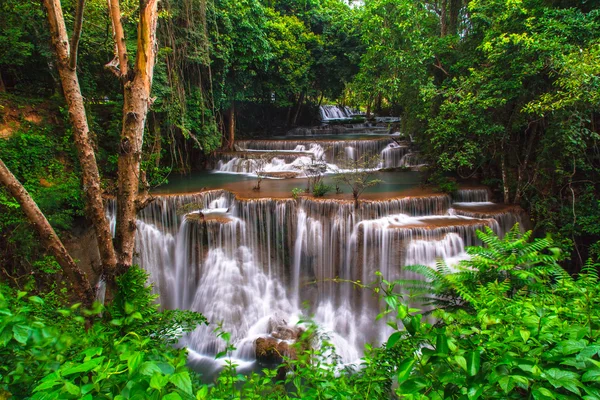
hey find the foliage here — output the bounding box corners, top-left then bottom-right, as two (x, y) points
(298, 156), (328, 194)
(311, 181), (333, 197)
(353, 0), (600, 262)
(0, 108), (85, 286)
(0, 266), (206, 399)
(291, 187), (303, 199)
(252, 154), (272, 191)
(333, 153), (382, 206)
(2, 228), (600, 399)
(375, 230), (600, 399)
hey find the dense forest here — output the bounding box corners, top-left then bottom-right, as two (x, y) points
(1, 0), (599, 398)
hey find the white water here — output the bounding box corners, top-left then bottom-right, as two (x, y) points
(110, 186), (525, 370)
(319, 105), (362, 121)
(216, 138), (424, 174)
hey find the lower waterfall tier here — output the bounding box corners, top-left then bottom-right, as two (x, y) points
(117, 188), (526, 367)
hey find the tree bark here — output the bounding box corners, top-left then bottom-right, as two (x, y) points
(291, 91), (305, 126)
(514, 122), (537, 204)
(42, 0), (118, 274)
(227, 100), (235, 150)
(113, 0), (159, 269)
(0, 158), (94, 305)
(440, 0), (448, 37)
(69, 0), (85, 70)
(106, 0), (129, 78)
(448, 0), (461, 36)
(501, 140), (510, 204)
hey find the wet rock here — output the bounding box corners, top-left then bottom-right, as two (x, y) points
(255, 337), (290, 364)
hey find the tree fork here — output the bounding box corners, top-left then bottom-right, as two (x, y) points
(42, 0), (118, 275)
(113, 0), (159, 268)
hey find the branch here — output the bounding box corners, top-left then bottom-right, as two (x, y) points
(107, 0), (129, 79)
(433, 56), (449, 76)
(0, 158), (94, 305)
(69, 0), (86, 70)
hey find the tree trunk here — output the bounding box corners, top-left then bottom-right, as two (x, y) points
(440, 0), (448, 37)
(114, 0), (159, 270)
(514, 123), (537, 204)
(227, 101), (235, 150)
(291, 91), (305, 126)
(151, 113), (162, 167)
(0, 71), (5, 92)
(448, 0), (461, 35)
(317, 91), (324, 107)
(501, 141), (510, 204)
(375, 92), (382, 114)
(43, 0), (118, 274)
(0, 158), (94, 305)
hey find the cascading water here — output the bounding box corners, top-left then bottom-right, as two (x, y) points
(215, 138), (424, 174)
(121, 184), (524, 371)
(319, 105), (362, 121)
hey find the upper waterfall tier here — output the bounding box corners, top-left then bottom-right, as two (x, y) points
(212, 137), (424, 173)
(319, 105), (363, 121)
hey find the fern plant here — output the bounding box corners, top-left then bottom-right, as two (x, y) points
(403, 224), (565, 311)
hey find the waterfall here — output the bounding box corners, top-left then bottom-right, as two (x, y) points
(319, 105), (362, 121)
(453, 188), (490, 202)
(123, 188), (524, 367)
(214, 138), (420, 173)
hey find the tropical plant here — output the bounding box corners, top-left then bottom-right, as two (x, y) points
(333, 153), (382, 207)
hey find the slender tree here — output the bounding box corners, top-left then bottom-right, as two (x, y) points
(104, 0), (158, 269)
(0, 158), (94, 304)
(0, 0), (159, 299)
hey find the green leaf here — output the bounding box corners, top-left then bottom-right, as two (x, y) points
(127, 352), (144, 375)
(499, 376), (515, 393)
(544, 368), (581, 395)
(466, 351), (480, 377)
(436, 334), (449, 356)
(124, 301), (134, 314)
(454, 355), (467, 372)
(386, 331), (402, 349)
(520, 328), (531, 343)
(62, 357), (105, 376)
(399, 377), (429, 394)
(139, 361), (163, 376)
(64, 381), (80, 396)
(558, 340), (587, 355)
(396, 358), (416, 383)
(467, 385), (483, 400)
(28, 296), (44, 305)
(163, 394), (182, 400)
(33, 379), (62, 392)
(532, 387), (555, 399)
(169, 371), (193, 395)
(196, 385), (209, 399)
(582, 369), (600, 383)
(12, 324), (31, 344)
(150, 373), (169, 390)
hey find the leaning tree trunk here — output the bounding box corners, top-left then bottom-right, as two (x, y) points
(43, 0), (118, 274)
(0, 158), (94, 305)
(112, 0), (159, 269)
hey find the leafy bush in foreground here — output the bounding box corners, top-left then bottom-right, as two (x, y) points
(1, 228), (599, 399)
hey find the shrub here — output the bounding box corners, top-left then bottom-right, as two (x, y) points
(312, 181), (333, 197)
